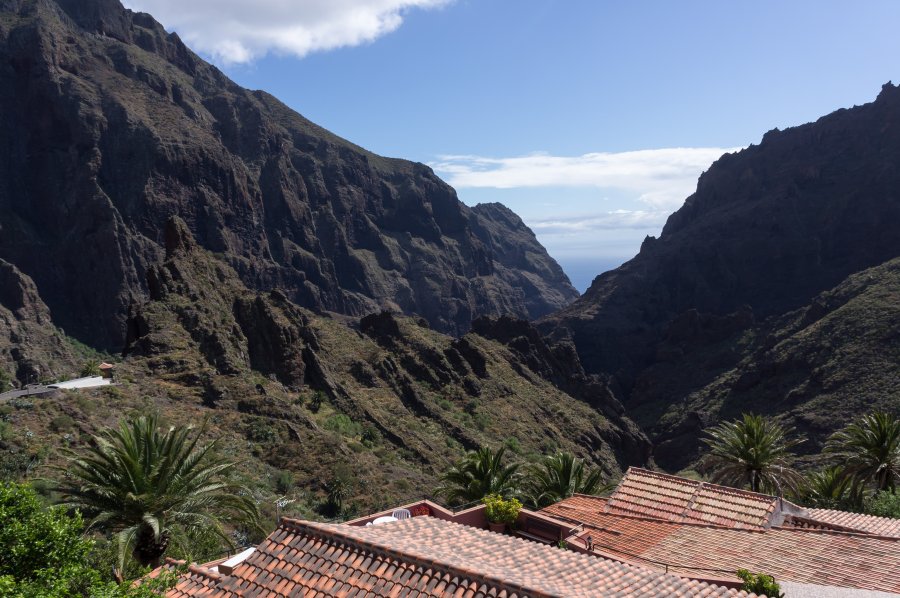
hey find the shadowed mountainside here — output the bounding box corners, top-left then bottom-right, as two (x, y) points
(0, 215), (649, 510)
(544, 83), (900, 386)
(541, 83), (900, 468)
(0, 0), (577, 352)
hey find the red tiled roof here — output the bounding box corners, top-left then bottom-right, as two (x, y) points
(806, 508), (900, 538)
(167, 564), (227, 598)
(168, 516), (752, 597)
(543, 495), (900, 594)
(605, 468), (779, 529)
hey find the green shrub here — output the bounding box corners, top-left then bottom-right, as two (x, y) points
(274, 470), (294, 495)
(473, 412), (490, 431)
(482, 494), (522, 525)
(504, 437), (522, 453)
(0, 370), (11, 393)
(308, 391), (324, 413)
(360, 423), (380, 447)
(320, 477), (353, 518)
(80, 360), (101, 378)
(49, 415), (75, 433)
(867, 490), (900, 518)
(736, 569), (784, 598)
(437, 398), (452, 410)
(245, 418), (279, 443)
(10, 398), (34, 410)
(323, 414), (361, 437)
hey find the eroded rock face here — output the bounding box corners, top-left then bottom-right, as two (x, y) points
(122, 218), (651, 475)
(0, 0), (576, 351)
(0, 259), (75, 385)
(542, 83), (900, 386)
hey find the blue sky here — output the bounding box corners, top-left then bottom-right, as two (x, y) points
(125, 0), (900, 291)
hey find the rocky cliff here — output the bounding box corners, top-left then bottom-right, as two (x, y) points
(540, 83), (900, 467)
(0, 259), (76, 385)
(0, 0), (576, 352)
(633, 258), (900, 469)
(543, 83), (900, 386)
(83, 217), (645, 505)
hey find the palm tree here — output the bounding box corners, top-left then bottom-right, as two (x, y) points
(825, 412), (900, 492)
(524, 451), (609, 509)
(800, 465), (865, 510)
(701, 413), (803, 494)
(56, 415), (258, 569)
(435, 446), (520, 505)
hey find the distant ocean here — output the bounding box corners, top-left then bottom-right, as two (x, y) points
(556, 257), (629, 294)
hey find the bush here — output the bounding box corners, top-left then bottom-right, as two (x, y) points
(274, 470), (294, 495)
(49, 415), (75, 433)
(737, 569), (784, 598)
(308, 391), (324, 413)
(360, 423), (380, 447)
(482, 494), (522, 525)
(245, 417), (279, 443)
(504, 437), (522, 453)
(323, 414), (361, 437)
(867, 490), (900, 518)
(80, 360), (101, 378)
(437, 398), (452, 410)
(0, 370), (11, 393)
(0, 482), (96, 594)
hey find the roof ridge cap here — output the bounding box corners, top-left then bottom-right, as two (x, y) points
(553, 508), (770, 533)
(677, 481), (703, 523)
(186, 563), (222, 581)
(279, 518), (565, 598)
(775, 523), (900, 541)
(810, 507), (900, 522)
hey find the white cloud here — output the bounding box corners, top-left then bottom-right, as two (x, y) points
(529, 209), (669, 235)
(122, 0), (450, 64)
(432, 147), (741, 210)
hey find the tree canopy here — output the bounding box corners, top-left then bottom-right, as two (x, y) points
(55, 414), (259, 568)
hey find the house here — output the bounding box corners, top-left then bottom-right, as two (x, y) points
(98, 362), (116, 379)
(163, 469), (900, 597)
(539, 468), (900, 595)
(165, 499), (754, 597)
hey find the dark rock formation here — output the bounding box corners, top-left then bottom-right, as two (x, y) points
(0, 0), (577, 351)
(122, 218), (651, 477)
(635, 258), (900, 470)
(0, 259), (75, 385)
(542, 83), (900, 387)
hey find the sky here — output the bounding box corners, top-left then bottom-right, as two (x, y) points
(123, 0), (900, 292)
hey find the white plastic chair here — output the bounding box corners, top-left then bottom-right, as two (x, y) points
(392, 508), (412, 520)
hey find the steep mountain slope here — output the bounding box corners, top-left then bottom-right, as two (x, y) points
(0, 0), (576, 352)
(543, 83), (900, 387)
(0, 216), (649, 511)
(0, 259), (77, 385)
(634, 258), (900, 470)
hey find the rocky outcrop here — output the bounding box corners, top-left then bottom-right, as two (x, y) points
(122, 219), (651, 483)
(542, 83), (900, 388)
(469, 203), (579, 318)
(0, 0), (576, 352)
(635, 257), (900, 470)
(0, 260), (75, 385)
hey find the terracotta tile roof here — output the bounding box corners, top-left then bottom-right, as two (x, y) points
(543, 495), (900, 594)
(605, 468), (780, 529)
(806, 508), (900, 538)
(168, 516), (752, 597)
(168, 564), (229, 598)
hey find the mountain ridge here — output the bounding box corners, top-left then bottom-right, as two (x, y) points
(0, 0), (577, 353)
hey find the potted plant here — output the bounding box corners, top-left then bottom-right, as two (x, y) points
(482, 494), (522, 533)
